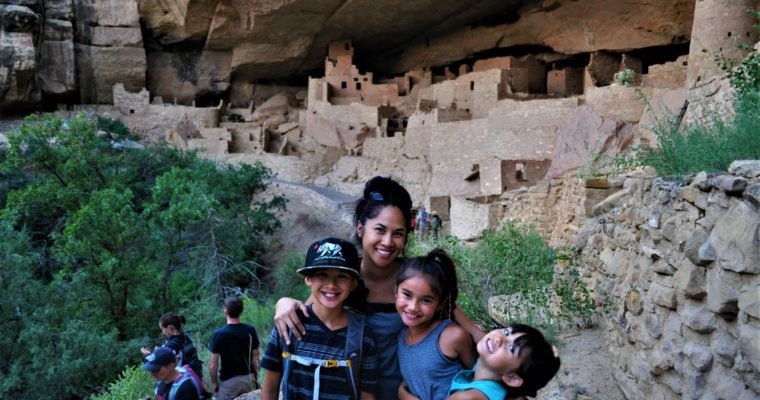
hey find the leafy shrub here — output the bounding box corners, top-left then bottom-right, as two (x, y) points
(636, 91), (760, 176)
(96, 116), (134, 139)
(267, 252), (311, 301)
(614, 68), (636, 87)
(410, 223), (593, 331)
(88, 365), (154, 400)
(226, 112), (245, 122)
(552, 248), (596, 326)
(577, 148), (638, 180)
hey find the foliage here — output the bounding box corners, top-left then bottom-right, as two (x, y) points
(552, 248), (596, 325)
(613, 68), (636, 87)
(88, 365), (154, 400)
(266, 252), (311, 301)
(226, 112), (245, 123)
(0, 113), (284, 399)
(577, 147), (638, 180)
(96, 116), (134, 139)
(410, 223), (594, 331)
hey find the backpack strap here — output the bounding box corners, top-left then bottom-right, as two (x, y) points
(280, 331), (296, 400)
(344, 308), (365, 400)
(168, 366), (205, 400)
(279, 309), (365, 400)
(282, 351), (352, 400)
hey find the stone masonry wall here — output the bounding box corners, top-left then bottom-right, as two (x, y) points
(577, 161), (760, 400)
(486, 172), (619, 246)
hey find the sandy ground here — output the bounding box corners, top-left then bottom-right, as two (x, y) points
(537, 325), (625, 400)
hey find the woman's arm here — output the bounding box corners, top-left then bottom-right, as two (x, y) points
(273, 295), (313, 344)
(453, 306), (485, 343)
(440, 324), (477, 370)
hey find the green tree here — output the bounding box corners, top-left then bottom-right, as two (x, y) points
(0, 113), (284, 398)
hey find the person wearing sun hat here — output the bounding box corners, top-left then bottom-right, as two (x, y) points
(260, 237), (378, 400)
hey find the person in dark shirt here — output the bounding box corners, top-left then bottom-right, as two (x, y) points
(208, 296), (260, 400)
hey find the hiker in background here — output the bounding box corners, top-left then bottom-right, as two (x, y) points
(430, 211), (443, 241)
(260, 237), (377, 400)
(143, 347), (205, 400)
(209, 297), (260, 400)
(273, 176), (485, 400)
(141, 312), (203, 380)
(416, 206), (429, 240)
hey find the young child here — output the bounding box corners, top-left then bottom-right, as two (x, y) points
(448, 324), (561, 400)
(260, 237), (378, 400)
(396, 248), (477, 400)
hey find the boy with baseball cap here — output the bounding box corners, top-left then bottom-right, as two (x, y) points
(260, 237), (378, 400)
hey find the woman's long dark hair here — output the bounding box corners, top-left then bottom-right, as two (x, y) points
(353, 176), (414, 242)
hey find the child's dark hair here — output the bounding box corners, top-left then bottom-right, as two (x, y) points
(354, 176), (414, 241)
(396, 248), (458, 320)
(225, 296), (244, 318)
(159, 312), (186, 330)
(506, 323), (561, 398)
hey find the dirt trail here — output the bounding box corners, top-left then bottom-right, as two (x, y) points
(537, 325), (625, 400)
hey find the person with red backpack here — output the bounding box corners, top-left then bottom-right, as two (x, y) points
(144, 347), (207, 400)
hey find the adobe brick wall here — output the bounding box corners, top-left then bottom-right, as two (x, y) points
(449, 195), (501, 240)
(547, 68), (584, 96)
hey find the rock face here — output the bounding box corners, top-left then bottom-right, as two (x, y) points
(1, 2), (43, 111)
(375, 0), (695, 74)
(0, 0), (145, 112)
(74, 0), (146, 104)
(545, 104), (636, 179)
(1, 0), (696, 112)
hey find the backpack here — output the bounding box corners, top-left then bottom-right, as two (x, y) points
(167, 334), (203, 380)
(280, 309), (365, 400)
(168, 366), (209, 400)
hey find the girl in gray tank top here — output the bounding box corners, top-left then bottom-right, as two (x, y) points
(395, 249), (477, 400)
